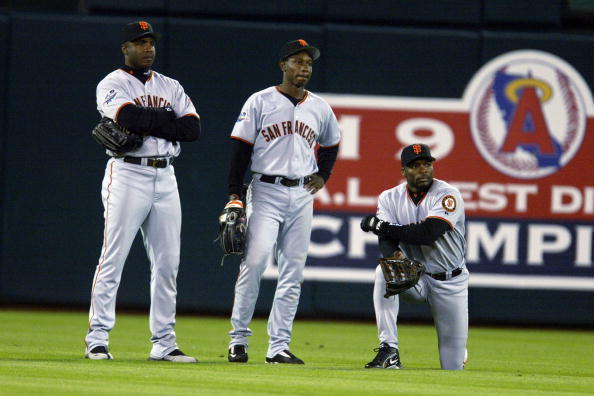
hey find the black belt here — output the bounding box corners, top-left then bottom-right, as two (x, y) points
(260, 174), (310, 187)
(426, 268), (463, 281)
(123, 156), (172, 168)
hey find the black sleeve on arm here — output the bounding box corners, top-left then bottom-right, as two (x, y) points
(379, 236), (400, 258)
(148, 115), (201, 142)
(380, 217), (451, 245)
(229, 139), (253, 197)
(316, 145), (339, 181)
(116, 103), (176, 133)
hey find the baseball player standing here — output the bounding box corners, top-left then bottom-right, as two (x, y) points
(225, 39), (341, 364)
(360, 143), (469, 370)
(84, 21), (200, 363)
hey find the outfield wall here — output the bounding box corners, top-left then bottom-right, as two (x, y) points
(0, 2), (592, 326)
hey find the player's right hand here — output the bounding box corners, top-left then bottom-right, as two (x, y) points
(304, 174), (324, 195)
(360, 215), (384, 234)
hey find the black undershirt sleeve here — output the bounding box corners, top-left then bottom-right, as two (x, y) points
(148, 115), (201, 142)
(380, 217), (451, 245)
(228, 139), (253, 197)
(117, 103), (176, 134)
(379, 236), (400, 258)
(316, 145), (339, 182)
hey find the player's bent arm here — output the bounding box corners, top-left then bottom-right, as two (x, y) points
(117, 103), (176, 133)
(379, 217), (450, 245)
(148, 115), (201, 142)
(228, 138), (253, 198)
(315, 144), (339, 182)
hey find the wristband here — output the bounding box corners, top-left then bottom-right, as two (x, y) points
(225, 200), (244, 209)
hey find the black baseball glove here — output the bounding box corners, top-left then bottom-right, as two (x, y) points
(378, 255), (425, 298)
(215, 199), (247, 265)
(91, 117), (143, 154)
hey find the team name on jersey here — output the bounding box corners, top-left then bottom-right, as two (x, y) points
(133, 95), (172, 108)
(260, 120), (317, 148)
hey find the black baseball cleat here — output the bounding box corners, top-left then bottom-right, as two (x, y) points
(149, 349), (197, 363)
(85, 345), (114, 360)
(228, 345), (248, 363)
(265, 350), (304, 364)
(365, 343), (402, 369)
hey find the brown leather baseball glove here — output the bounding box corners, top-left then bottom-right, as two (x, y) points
(378, 255), (425, 297)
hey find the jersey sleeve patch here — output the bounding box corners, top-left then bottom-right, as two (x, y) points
(236, 111), (250, 123)
(441, 195), (457, 212)
(103, 89), (119, 105)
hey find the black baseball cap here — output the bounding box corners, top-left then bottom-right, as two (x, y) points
(401, 144), (436, 166)
(121, 21), (161, 44)
(279, 39), (320, 62)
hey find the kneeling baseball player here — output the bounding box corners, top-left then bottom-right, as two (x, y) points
(360, 144), (469, 370)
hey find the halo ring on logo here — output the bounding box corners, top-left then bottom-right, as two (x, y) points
(465, 50), (590, 179)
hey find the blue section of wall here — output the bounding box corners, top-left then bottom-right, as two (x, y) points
(324, 24), (481, 98)
(326, 0), (482, 24)
(0, 16), (6, 132)
(0, 16), (8, 295)
(168, 0), (325, 19)
(483, 0), (563, 26)
(86, 0), (166, 12)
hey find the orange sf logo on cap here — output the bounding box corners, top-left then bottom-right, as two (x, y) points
(298, 39), (308, 46)
(413, 144), (422, 154)
(139, 21), (149, 30)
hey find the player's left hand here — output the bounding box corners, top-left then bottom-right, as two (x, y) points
(304, 174), (324, 195)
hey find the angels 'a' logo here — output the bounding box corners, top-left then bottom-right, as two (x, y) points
(466, 50), (589, 179)
(442, 195), (456, 212)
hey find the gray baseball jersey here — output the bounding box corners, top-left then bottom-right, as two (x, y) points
(377, 178), (466, 273)
(373, 178), (469, 370)
(228, 86), (340, 358)
(231, 86), (340, 177)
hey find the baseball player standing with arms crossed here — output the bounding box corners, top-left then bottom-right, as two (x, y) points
(224, 39), (341, 364)
(85, 21), (200, 363)
(360, 144), (469, 370)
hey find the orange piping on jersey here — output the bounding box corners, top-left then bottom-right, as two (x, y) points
(115, 102), (134, 122)
(298, 90), (309, 104)
(87, 160), (115, 345)
(427, 215), (454, 230)
(181, 113), (201, 120)
(231, 136), (254, 145)
(146, 71), (153, 81)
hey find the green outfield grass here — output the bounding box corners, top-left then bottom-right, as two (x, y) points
(0, 309), (592, 395)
